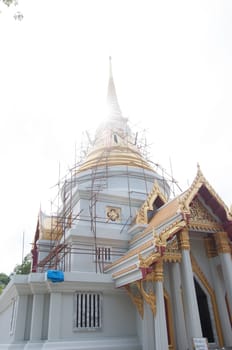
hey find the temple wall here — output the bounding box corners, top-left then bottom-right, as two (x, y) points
(0, 301), (14, 343)
(57, 290), (137, 339)
(0, 275), (138, 347)
(190, 234), (215, 284)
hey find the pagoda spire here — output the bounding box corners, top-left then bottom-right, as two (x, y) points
(77, 58), (155, 174)
(107, 56), (123, 119)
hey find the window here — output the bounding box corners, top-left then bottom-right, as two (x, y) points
(75, 292), (102, 330)
(96, 247), (111, 262)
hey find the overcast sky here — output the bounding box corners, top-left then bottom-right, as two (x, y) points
(0, 0), (232, 274)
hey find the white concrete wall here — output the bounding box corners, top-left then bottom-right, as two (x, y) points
(0, 301), (14, 343)
(0, 274), (139, 348)
(59, 291), (137, 340)
(190, 234), (212, 283)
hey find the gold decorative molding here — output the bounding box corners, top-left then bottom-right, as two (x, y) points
(137, 280), (156, 316)
(159, 220), (186, 242)
(214, 232), (231, 254)
(189, 222), (222, 232)
(131, 215), (185, 246)
(163, 251), (182, 263)
(104, 240), (153, 271)
(107, 221), (185, 276)
(190, 198), (217, 223)
(112, 264), (137, 278)
(138, 252), (159, 269)
(191, 254), (224, 347)
(138, 230), (166, 269)
(164, 236), (182, 263)
(178, 165), (232, 221)
(135, 221), (185, 271)
(77, 143), (155, 174)
(144, 260), (164, 282)
(177, 228), (190, 250)
(189, 198), (222, 232)
(136, 181), (167, 225)
(125, 284), (144, 318)
(154, 260), (164, 282)
(204, 236), (218, 258)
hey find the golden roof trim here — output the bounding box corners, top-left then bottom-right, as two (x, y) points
(163, 251), (182, 263)
(188, 221), (222, 232)
(107, 220), (185, 276)
(112, 264), (138, 278)
(138, 221), (186, 268)
(136, 180), (168, 225)
(179, 164), (232, 220)
(77, 143), (155, 173)
(104, 240), (154, 271)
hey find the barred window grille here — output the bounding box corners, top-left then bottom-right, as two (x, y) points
(96, 247), (111, 262)
(75, 293), (101, 329)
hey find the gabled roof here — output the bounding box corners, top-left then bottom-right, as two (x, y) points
(105, 165), (232, 287)
(140, 164), (232, 236)
(178, 165), (232, 238)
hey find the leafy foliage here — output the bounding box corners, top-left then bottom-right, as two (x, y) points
(0, 273), (10, 294)
(14, 255), (31, 275)
(0, 273), (10, 286)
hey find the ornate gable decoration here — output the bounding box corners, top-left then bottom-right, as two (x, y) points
(189, 198), (222, 232)
(136, 181), (167, 225)
(178, 164), (232, 223)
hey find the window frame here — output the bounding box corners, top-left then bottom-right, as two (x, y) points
(94, 246), (112, 263)
(73, 292), (102, 331)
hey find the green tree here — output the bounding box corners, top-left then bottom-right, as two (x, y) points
(0, 273), (10, 285)
(14, 255), (31, 275)
(0, 273), (10, 294)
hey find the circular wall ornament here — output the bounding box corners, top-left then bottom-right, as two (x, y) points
(106, 207), (121, 222)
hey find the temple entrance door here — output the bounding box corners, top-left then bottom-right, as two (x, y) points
(194, 278), (215, 344)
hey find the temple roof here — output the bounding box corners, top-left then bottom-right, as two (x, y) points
(105, 166), (232, 287)
(137, 165), (232, 237)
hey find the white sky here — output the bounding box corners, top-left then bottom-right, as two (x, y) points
(0, 0), (232, 275)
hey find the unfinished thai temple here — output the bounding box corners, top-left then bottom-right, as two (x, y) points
(0, 58), (231, 350)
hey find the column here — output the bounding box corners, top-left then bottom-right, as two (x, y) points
(205, 236), (232, 347)
(30, 294), (44, 341)
(13, 295), (28, 341)
(153, 261), (169, 350)
(142, 301), (155, 350)
(214, 231), (232, 314)
(169, 262), (188, 350)
(178, 228), (202, 349)
(47, 292), (62, 340)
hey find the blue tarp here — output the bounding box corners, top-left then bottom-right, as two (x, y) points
(47, 270), (64, 283)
